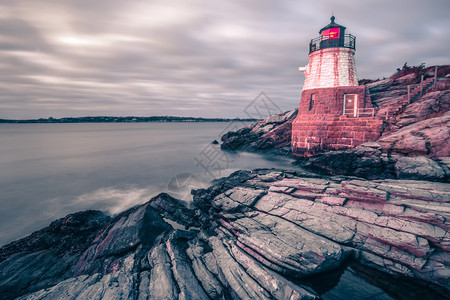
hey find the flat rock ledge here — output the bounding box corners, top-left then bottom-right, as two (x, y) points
(1, 170), (449, 299)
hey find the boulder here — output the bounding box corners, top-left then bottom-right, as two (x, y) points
(395, 156), (446, 181)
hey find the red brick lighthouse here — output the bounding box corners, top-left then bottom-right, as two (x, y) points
(291, 16), (383, 155)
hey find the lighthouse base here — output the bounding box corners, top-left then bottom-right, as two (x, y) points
(291, 86), (384, 156)
(291, 114), (384, 156)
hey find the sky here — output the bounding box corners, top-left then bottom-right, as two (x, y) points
(0, 0), (449, 119)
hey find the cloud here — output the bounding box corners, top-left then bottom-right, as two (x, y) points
(0, 0), (449, 118)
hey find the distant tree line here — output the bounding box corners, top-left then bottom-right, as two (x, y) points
(0, 116), (260, 123)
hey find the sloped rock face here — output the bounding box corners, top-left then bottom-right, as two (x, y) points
(377, 112), (450, 158)
(3, 169), (448, 299)
(393, 90), (450, 129)
(221, 109), (297, 155)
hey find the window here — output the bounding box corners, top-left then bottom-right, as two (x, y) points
(321, 28), (340, 40)
(309, 93), (317, 111)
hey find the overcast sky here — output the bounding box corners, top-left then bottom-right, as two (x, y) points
(0, 0), (449, 119)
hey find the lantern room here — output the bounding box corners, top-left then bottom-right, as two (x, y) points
(300, 16), (358, 91)
(309, 16), (355, 53)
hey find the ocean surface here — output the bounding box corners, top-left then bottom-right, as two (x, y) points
(0, 122), (296, 246)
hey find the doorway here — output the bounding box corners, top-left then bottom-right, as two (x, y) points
(344, 94), (358, 117)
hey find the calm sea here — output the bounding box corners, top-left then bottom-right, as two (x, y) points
(0, 122), (295, 246)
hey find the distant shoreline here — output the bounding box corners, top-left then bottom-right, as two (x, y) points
(0, 116), (260, 123)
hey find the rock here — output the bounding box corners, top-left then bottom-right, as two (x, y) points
(148, 192), (203, 228)
(148, 244), (179, 299)
(300, 142), (449, 182)
(378, 112), (450, 157)
(253, 118), (295, 150)
(395, 90), (450, 128)
(2, 169), (449, 299)
(300, 145), (396, 180)
(220, 128), (259, 151)
(211, 139), (219, 144)
(218, 212), (345, 276)
(73, 203), (171, 275)
(367, 78), (394, 94)
(264, 109), (298, 124)
(186, 238), (225, 299)
(196, 169), (450, 293)
(165, 231), (209, 299)
(395, 156), (446, 181)
(0, 210), (111, 300)
(221, 109), (297, 154)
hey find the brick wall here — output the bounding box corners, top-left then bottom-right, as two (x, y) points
(299, 86), (368, 115)
(291, 115), (384, 155)
(302, 48), (358, 90)
(291, 86), (383, 155)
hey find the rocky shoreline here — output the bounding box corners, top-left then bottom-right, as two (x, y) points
(1, 67), (449, 299)
(1, 169), (449, 299)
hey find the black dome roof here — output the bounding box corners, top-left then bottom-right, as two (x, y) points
(319, 16), (346, 34)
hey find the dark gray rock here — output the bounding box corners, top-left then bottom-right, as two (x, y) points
(299, 144), (397, 180)
(0, 210), (110, 300)
(395, 156), (446, 181)
(221, 109), (297, 154)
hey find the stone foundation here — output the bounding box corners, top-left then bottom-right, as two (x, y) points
(292, 114), (384, 155)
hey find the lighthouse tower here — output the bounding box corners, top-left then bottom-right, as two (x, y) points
(301, 16), (357, 90)
(291, 16), (383, 155)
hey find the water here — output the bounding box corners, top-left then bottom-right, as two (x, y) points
(0, 122), (296, 246)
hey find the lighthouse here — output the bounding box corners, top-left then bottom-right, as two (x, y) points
(301, 16), (357, 90)
(291, 16), (383, 155)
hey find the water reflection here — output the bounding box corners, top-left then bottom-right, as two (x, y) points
(299, 261), (446, 300)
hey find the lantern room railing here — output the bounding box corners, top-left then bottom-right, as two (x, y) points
(309, 34), (356, 53)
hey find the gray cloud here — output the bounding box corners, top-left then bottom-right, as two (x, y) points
(0, 0), (449, 118)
